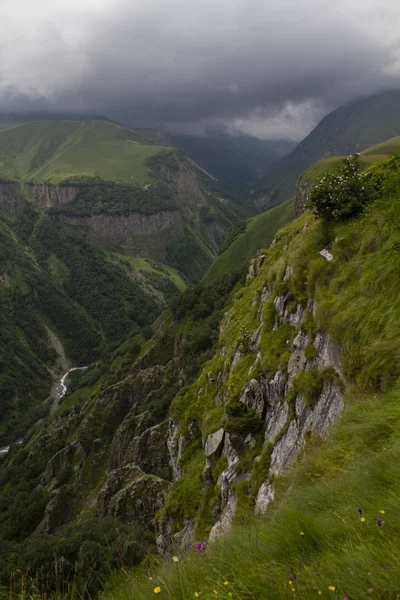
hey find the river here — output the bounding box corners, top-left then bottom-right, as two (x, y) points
(0, 366), (87, 455)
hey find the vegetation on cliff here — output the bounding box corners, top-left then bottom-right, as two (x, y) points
(104, 146), (400, 599)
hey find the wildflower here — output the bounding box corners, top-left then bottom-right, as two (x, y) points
(291, 588), (295, 592)
(228, 594), (233, 598)
(213, 590), (218, 596)
(360, 517), (366, 523)
(194, 594), (201, 598)
(357, 508), (363, 515)
(318, 592), (322, 596)
(223, 581), (230, 586)
(300, 531), (305, 536)
(376, 518), (385, 527)
(149, 577), (153, 581)
(289, 579), (293, 585)
(172, 556), (179, 562)
(154, 587), (161, 594)
(328, 586), (336, 591)
(379, 510), (385, 514)
(195, 542), (207, 552)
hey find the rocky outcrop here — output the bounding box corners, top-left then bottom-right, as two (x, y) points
(0, 181), (25, 214)
(60, 211), (184, 259)
(160, 251), (345, 550)
(295, 175), (313, 216)
(95, 465), (169, 526)
(25, 183), (79, 207)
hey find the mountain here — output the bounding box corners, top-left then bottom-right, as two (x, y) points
(0, 119), (252, 446)
(167, 130), (296, 196)
(2, 140), (400, 597)
(252, 89), (400, 209)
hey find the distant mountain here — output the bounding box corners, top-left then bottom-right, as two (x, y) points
(252, 89), (400, 209)
(167, 131), (296, 195)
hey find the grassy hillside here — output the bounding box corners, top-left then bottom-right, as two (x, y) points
(102, 153), (400, 599)
(0, 120), (174, 185)
(303, 135), (400, 182)
(253, 90), (400, 207)
(204, 197), (294, 283)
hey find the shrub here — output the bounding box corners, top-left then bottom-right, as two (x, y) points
(309, 154), (375, 222)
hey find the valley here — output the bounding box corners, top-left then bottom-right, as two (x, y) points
(2, 94), (400, 599)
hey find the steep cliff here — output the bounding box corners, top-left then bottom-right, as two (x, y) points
(0, 180), (25, 214)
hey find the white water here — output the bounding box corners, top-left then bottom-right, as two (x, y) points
(0, 439), (22, 455)
(0, 367), (88, 456)
(58, 366), (88, 399)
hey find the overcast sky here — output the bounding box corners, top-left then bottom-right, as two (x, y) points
(1, 0), (400, 140)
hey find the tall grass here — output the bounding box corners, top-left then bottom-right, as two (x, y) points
(104, 389), (400, 599)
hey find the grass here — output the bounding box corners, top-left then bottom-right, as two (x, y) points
(0, 120), (174, 185)
(303, 136), (400, 183)
(102, 161), (400, 599)
(104, 387), (400, 600)
(204, 198), (294, 283)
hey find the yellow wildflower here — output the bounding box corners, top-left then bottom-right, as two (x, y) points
(194, 594), (201, 598)
(228, 594), (233, 598)
(213, 591), (218, 596)
(318, 592), (322, 596)
(289, 579), (293, 585)
(328, 585), (336, 591)
(379, 510), (385, 514)
(224, 581), (229, 586)
(172, 556), (179, 562)
(149, 577), (153, 581)
(360, 517), (366, 523)
(154, 587), (162, 594)
(300, 531), (305, 536)
(291, 588), (295, 592)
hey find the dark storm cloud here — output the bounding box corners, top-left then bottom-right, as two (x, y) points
(1, 0), (400, 139)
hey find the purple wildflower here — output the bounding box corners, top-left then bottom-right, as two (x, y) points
(357, 508), (363, 515)
(195, 542), (207, 552)
(376, 518), (385, 527)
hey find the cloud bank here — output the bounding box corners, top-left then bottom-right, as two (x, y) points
(1, 0), (400, 139)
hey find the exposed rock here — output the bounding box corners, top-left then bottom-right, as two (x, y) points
(96, 464), (169, 526)
(320, 248), (334, 262)
(41, 443), (79, 487)
(239, 379), (265, 418)
(124, 421), (173, 481)
(255, 482), (275, 515)
(157, 518), (195, 555)
(295, 176), (313, 216)
(0, 181), (25, 214)
(26, 183), (79, 207)
(270, 378), (343, 474)
(204, 428), (225, 463)
(209, 490), (237, 542)
(61, 211), (184, 260)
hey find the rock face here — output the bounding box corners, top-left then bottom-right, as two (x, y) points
(61, 211), (184, 259)
(26, 183), (79, 207)
(0, 181), (25, 214)
(95, 465), (169, 526)
(158, 250), (345, 551)
(295, 176), (313, 217)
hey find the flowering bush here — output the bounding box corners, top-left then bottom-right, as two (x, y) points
(309, 153), (374, 222)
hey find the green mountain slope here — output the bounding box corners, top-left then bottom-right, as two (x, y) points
(204, 197), (295, 283)
(253, 89), (400, 208)
(0, 120), (254, 445)
(302, 135), (400, 182)
(0, 120), (174, 185)
(2, 144), (400, 598)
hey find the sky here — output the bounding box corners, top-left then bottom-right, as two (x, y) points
(1, 0), (400, 140)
